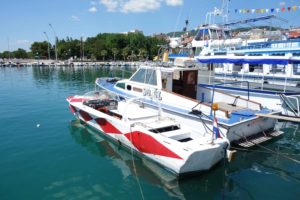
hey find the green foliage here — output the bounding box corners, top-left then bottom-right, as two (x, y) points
(13, 48), (28, 59)
(1, 51), (11, 59)
(84, 32), (166, 61)
(0, 32), (167, 61)
(31, 41), (50, 59)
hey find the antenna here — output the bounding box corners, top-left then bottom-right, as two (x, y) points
(205, 0), (229, 25)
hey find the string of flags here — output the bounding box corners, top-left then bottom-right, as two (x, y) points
(234, 5), (300, 14)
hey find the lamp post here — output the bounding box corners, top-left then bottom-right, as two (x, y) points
(49, 23), (58, 61)
(43, 32), (51, 60)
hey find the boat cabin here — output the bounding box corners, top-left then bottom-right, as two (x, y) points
(115, 65), (203, 100)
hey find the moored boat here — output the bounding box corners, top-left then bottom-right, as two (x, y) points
(96, 65), (282, 147)
(67, 90), (228, 175)
(195, 55), (300, 117)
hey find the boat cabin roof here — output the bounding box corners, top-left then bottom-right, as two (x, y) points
(136, 65), (199, 73)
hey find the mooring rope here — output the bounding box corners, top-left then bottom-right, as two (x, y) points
(129, 124), (145, 200)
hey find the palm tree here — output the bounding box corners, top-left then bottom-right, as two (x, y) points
(122, 47), (130, 61)
(112, 48), (118, 61)
(100, 49), (107, 61)
(130, 50), (137, 62)
(138, 48), (147, 60)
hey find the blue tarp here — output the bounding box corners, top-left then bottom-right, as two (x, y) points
(168, 54), (189, 58)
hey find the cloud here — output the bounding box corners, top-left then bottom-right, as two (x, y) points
(88, 6), (98, 13)
(98, 0), (183, 13)
(70, 15), (80, 21)
(121, 0), (161, 13)
(99, 0), (119, 12)
(16, 39), (30, 45)
(165, 0), (183, 6)
(279, 2), (286, 6)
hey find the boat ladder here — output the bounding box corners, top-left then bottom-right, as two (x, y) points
(235, 130), (283, 148)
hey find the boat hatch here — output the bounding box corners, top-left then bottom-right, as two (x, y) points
(149, 125), (194, 142)
(149, 125), (180, 133)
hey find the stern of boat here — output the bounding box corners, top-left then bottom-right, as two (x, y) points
(178, 139), (227, 174)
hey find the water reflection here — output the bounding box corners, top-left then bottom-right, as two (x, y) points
(32, 66), (134, 85)
(68, 120), (237, 199)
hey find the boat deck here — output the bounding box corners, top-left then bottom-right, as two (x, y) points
(215, 102), (245, 112)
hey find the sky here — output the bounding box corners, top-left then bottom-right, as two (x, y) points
(1, 0), (300, 52)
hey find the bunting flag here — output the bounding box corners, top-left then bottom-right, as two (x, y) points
(233, 4), (300, 14)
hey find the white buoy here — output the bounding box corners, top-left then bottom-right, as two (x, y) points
(36, 124), (40, 128)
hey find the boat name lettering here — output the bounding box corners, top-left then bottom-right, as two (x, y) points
(142, 88), (162, 100)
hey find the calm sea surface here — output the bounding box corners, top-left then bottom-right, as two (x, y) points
(1, 66), (300, 200)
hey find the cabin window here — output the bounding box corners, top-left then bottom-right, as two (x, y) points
(232, 64), (242, 72)
(116, 82), (125, 89)
(130, 68), (157, 86)
(271, 64), (285, 74)
(293, 64), (300, 75)
(126, 85), (132, 90)
(249, 64), (263, 73)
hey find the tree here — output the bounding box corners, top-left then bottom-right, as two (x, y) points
(0, 32), (168, 61)
(100, 50), (108, 61)
(30, 41), (49, 59)
(13, 48), (28, 59)
(122, 47), (130, 61)
(138, 48), (147, 60)
(1, 51), (10, 59)
(112, 48), (118, 61)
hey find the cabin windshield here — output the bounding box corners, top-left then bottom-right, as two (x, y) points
(130, 68), (157, 86)
(224, 30), (231, 39)
(211, 29), (219, 40)
(195, 29), (210, 41)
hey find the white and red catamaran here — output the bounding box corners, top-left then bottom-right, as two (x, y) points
(67, 90), (229, 175)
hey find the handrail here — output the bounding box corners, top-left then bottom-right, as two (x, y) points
(210, 81), (250, 116)
(279, 94), (300, 117)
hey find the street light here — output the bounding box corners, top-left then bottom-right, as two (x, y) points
(43, 32), (51, 60)
(49, 23), (58, 61)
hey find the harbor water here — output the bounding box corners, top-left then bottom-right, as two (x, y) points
(1, 66), (300, 200)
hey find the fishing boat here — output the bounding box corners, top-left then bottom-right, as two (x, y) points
(67, 90), (228, 175)
(195, 55), (300, 117)
(96, 64), (282, 147)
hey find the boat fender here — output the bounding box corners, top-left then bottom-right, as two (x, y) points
(227, 150), (237, 162)
(212, 103), (219, 111)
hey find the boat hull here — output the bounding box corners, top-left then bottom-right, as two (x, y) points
(199, 83), (300, 117)
(68, 98), (227, 175)
(96, 78), (278, 143)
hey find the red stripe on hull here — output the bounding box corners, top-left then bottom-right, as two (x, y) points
(70, 98), (86, 103)
(125, 131), (182, 159)
(79, 110), (93, 121)
(95, 118), (122, 134)
(69, 105), (77, 113)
